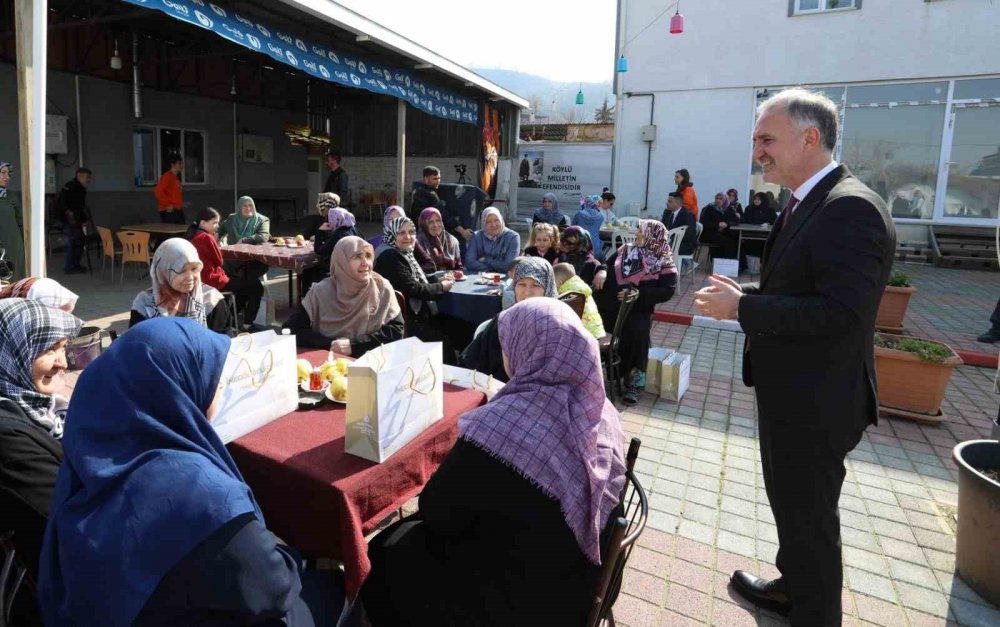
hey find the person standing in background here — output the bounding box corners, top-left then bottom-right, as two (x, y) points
(0, 160), (25, 280)
(155, 154), (185, 224)
(675, 168), (699, 221)
(323, 152), (350, 207)
(56, 168), (93, 274)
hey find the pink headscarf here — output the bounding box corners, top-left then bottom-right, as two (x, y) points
(458, 298), (626, 564)
(614, 219), (677, 286)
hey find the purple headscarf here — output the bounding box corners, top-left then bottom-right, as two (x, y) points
(458, 298), (626, 564)
(327, 206), (357, 230)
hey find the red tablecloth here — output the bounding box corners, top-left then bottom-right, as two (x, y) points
(227, 349), (486, 598)
(221, 241), (318, 273)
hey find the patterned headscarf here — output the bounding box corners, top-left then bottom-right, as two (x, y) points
(0, 161), (10, 198)
(615, 219), (677, 286)
(231, 196), (263, 240)
(132, 238), (210, 325)
(327, 206), (357, 231)
(0, 298), (82, 437)
(512, 256), (557, 298)
(561, 226), (594, 255)
(384, 216), (431, 313)
(317, 192), (340, 214)
(0, 277), (79, 312)
(459, 298), (626, 564)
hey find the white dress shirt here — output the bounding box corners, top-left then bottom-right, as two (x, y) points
(789, 160), (839, 213)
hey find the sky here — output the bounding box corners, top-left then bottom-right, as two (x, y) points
(334, 0), (617, 84)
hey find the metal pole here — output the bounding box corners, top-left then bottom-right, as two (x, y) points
(396, 100), (406, 210)
(75, 74), (84, 167)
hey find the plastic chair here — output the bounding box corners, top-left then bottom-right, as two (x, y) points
(666, 225), (687, 261)
(557, 291), (586, 319)
(1, 531), (28, 627)
(116, 230), (152, 287)
(587, 437), (648, 627)
(678, 222), (703, 292)
(97, 226), (122, 280)
(612, 230), (637, 251)
(599, 287), (639, 402)
(617, 216), (640, 229)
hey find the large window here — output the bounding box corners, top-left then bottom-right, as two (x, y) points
(133, 126), (208, 186)
(749, 78), (1000, 226)
(791, 0), (858, 15)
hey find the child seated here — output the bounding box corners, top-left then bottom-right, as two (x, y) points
(553, 262), (607, 340)
(523, 223), (559, 264)
(501, 256), (527, 311)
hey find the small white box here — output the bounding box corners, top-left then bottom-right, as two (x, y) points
(713, 258), (739, 278)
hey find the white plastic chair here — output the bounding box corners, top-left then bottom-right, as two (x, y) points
(676, 223), (702, 291)
(612, 229), (637, 250)
(618, 216), (640, 229)
(667, 226), (687, 262)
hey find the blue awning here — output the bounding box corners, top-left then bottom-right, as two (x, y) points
(123, 0), (479, 125)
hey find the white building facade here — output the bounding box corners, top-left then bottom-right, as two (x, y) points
(612, 0), (1000, 241)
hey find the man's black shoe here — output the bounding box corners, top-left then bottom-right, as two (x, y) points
(977, 325), (1000, 343)
(730, 570), (792, 617)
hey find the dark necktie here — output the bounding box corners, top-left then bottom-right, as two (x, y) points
(782, 196), (799, 228)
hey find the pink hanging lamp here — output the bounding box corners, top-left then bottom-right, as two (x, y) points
(670, 2), (685, 34)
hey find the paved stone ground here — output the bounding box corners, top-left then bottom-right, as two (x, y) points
(612, 321), (999, 627)
(663, 257), (1000, 356)
(43, 222), (1000, 626)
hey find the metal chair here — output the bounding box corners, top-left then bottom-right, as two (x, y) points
(117, 230), (152, 287)
(97, 226), (122, 280)
(599, 287), (639, 402)
(557, 290), (586, 319)
(1, 531), (28, 627)
(587, 437), (648, 627)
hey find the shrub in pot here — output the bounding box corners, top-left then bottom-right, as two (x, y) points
(953, 440), (1000, 606)
(876, 271), (916, 332)
(874, 333), (962, 419)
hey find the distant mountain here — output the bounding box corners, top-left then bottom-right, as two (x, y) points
(472, 68), (615, 123)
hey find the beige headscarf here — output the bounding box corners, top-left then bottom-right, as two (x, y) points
(301, 236), (400, 339)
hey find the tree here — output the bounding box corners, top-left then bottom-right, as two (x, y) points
(594, 97), (614, 124)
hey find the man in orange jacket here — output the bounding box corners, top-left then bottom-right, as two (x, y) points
(155, 153), (185, 224)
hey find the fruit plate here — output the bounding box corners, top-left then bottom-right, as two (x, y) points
(301, 380), (329, 393)
(324, 385), (347, 404)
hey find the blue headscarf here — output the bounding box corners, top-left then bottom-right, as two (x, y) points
(571, 195), (606, 261)
(39, 318), (263, 627)
(533, 192), (565, 226)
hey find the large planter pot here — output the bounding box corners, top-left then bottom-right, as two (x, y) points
(953, 440), (1000, 607)
(876, 285), (916, 331)
(874, 333), (963, 416)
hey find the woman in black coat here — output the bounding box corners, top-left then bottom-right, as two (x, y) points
(594, 220), (678, 406)
(698, 192), (741, 259)
(373, 216), (469, 364)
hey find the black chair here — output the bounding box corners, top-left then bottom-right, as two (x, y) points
(1, 531), (28, 627)
(557, 291), (586, 320)
(394, 290), (408, 337)
(599, 288), (639, 402)
(587, 437), (648, 627)
(221, 291), (241, 336)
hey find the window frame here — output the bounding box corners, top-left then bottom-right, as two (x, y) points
(789, 0), (860, 16)
(133, 125), (210, 187)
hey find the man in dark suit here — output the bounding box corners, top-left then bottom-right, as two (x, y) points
(661, 191), (697, 256)
(322, 151), (349, 204)
(694, 88), (896, 626)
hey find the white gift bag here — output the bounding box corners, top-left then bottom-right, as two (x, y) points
(443, 365), (505, 400)
(345, 338), (444, 463)
(712, 258), (740, 278)
(213, 330), (299, 444)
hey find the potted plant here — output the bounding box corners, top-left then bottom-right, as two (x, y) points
(953, 440), (1000, 606)
(876, 271), (916, 332)
(874, 333), (963, 423)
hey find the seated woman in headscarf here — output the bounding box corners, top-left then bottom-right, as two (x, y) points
(304, 192), (339, 241)
(284, 237), (403, 354)
(743, 191), (777, 225)
(417, 207), (464, 273)
(532, 192), (567, 228)
(374, 217), (468, 364)
(359, 298), (626, 627)
(558, 225), (608, 289)
(130, 238), (234, 335)
(219, 195), (271, 281)
(0, 276), (79, 312)
(571, 194), (606, 261)
(594, 219), (678, 406)
(301, 204), (362, 296)
(699, 192), (741, 259)
(370, 205), (406, 252)
(186, 207), (264, 327)
(38, 318), (338, 626)
(465, 207), (521, 273)
(459, 256), (557, 382)
(0, 299), (80, 611)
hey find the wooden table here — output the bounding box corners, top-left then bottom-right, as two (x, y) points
(228, 349), (486, 597)
(119, 223), (190, 235)
(221, 241), (319, 307)
(731, 223), (772, 263)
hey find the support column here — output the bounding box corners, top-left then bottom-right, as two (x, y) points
(396, 99), (406, 210)
(15, 0), (48, 277)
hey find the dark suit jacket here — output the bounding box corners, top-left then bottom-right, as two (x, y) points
(661, 207), (698, 256)
(737, 165), (896, 435)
